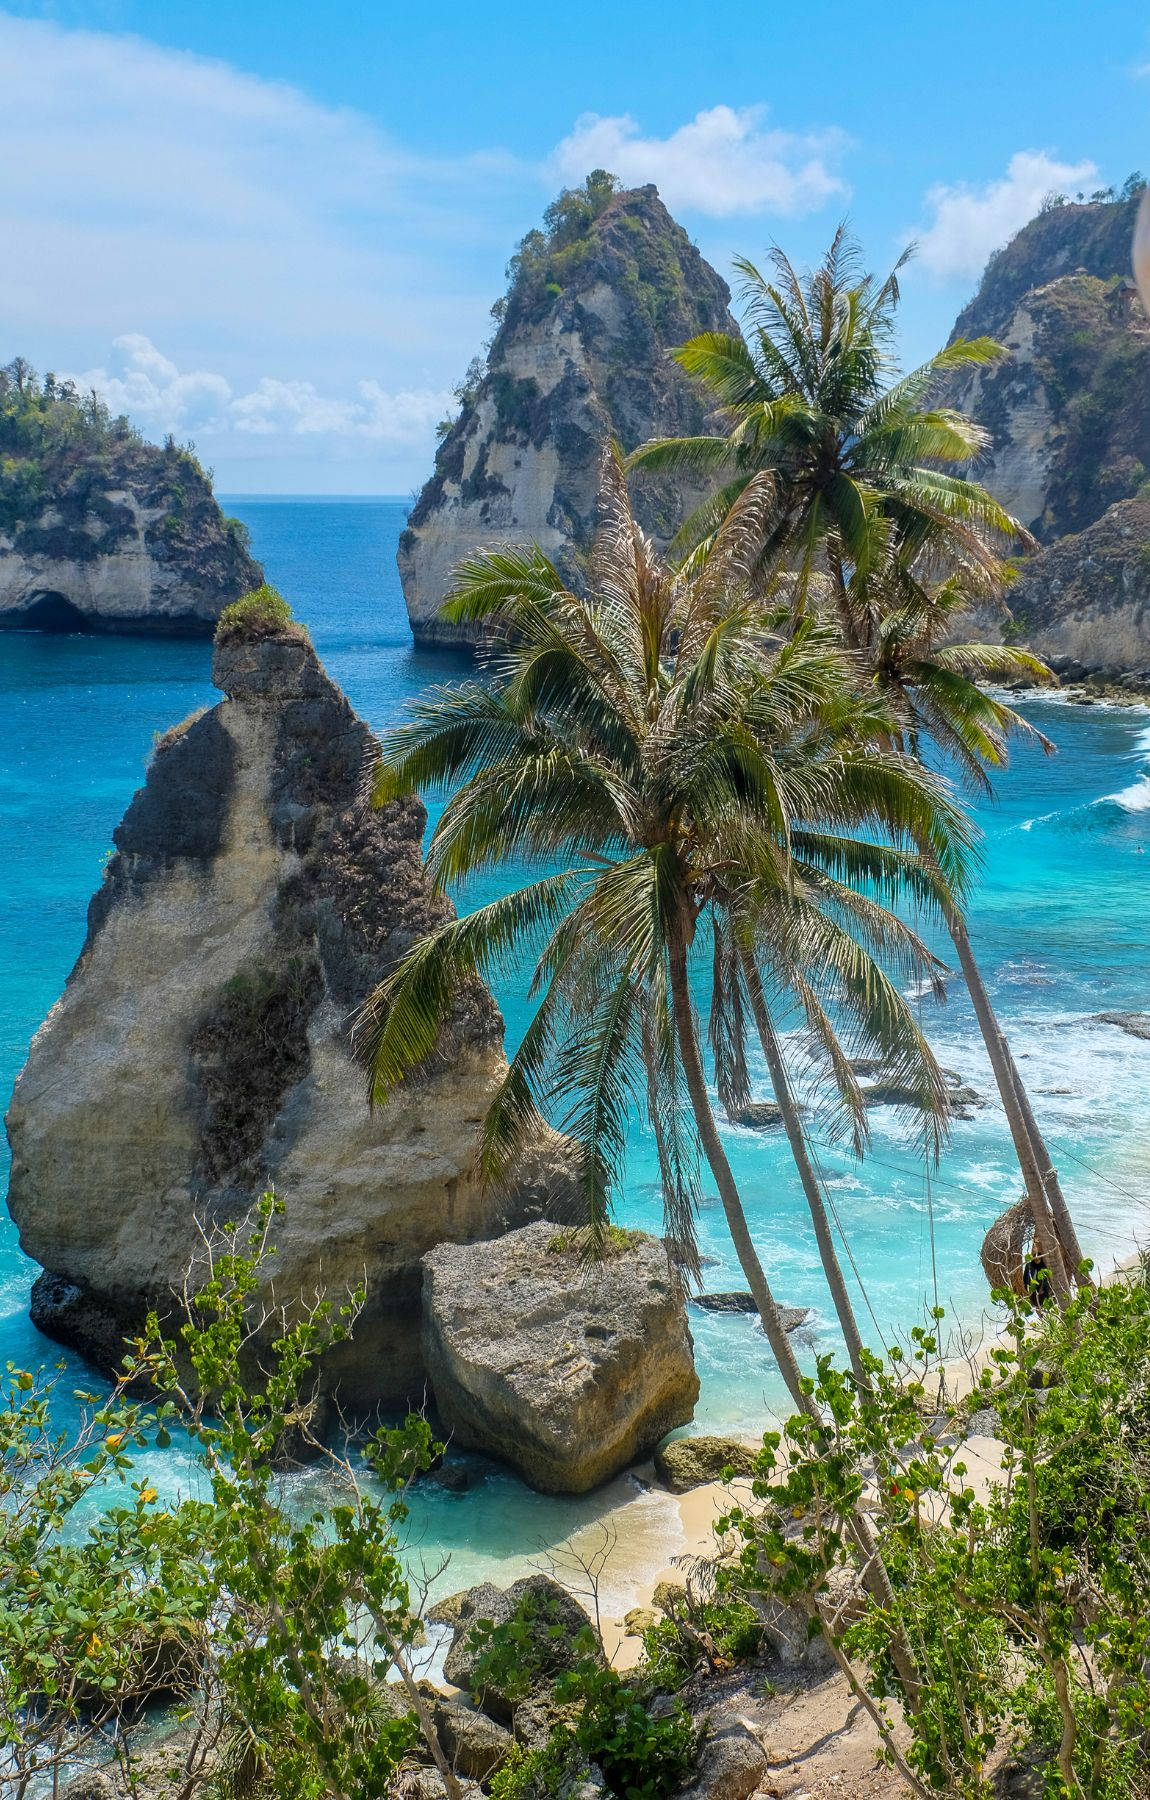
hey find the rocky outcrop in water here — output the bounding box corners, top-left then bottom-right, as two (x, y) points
(943, 191), (1150, 675)
(421, 1221), (699, 1492)
(399, 177), (737, 648)
(5, 619), (574, 1405)
(0, 361), (262, 635)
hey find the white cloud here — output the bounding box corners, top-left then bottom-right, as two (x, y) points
(912, 151), (1100, 280)
(0, 10), (512, 484)
(550, 105), (847, 218)
(67, 335), (452, 444)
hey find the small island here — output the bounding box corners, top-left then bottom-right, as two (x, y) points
(0, 358), (263, 634)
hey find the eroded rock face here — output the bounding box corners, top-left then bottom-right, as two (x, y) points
(399, 184), (737, 648)
(0, 443), (262, 635)
(943, 193), (1150, 674)
(421, 1222), (699, 1492)
(5, 628), (574, 1405)
(967, 496), (1150, 679)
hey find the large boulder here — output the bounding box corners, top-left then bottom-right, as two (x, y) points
(399, 179), (737, 649)
(5, 622), (575, 1406)
(654, 1436), (759, 1494)
(430, 1695), (514, 1781)
(422, 1221), (699, 1492)
(674, 1722), (767, 1800)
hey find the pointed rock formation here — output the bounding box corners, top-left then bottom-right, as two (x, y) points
(5, 613), (574, 1405)
(399, 178), (738, 647)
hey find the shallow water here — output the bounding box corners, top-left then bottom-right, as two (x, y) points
(3, 497), (1150, 1602)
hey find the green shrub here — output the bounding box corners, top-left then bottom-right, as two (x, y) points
(214, 583), (307, 645)
(0, 1194), (443, 1800)
(719, 1270), (1150, 1799)
(555, 1660), (696, 1800)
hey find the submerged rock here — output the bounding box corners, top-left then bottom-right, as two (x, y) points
(422, 1221), (699, 1492)
(859, 1079), (986, 1117)
(654, 1435), (758, 1493)
(689, 1293), (809, 1328)
(399, 178), (736, 648)
(1093, 1009), (1150, 1040)
(6, 622), (575, 1406)
(729, 1102), (782, 1128)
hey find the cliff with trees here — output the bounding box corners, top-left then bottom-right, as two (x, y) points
(398, 173), (737, 646)
(0, 358), (262, 634)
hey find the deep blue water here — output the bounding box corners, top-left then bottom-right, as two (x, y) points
(3, 497), (1150, 1597)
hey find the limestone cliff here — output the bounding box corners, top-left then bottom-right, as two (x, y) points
(971, 496), (1150, 679)
(399, 177), (737, 647)
(5, 618), (573, 1405)
(0, 360), (262, 635)
(944, 193), (1150, 673)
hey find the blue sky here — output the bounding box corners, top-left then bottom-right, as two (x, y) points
(2, 1), (1148, 492)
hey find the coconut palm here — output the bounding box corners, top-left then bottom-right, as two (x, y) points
(355, 455), (973, 1397)
(632, 231), (1085, 1295)
(844, 540), (1089, 1291)
(626, 228), (1029, 639)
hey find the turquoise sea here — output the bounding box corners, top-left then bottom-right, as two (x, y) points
(3, 496), (1150, 1610)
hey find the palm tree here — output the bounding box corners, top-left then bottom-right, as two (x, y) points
(632, 233), (1085, 1294)
(355, 455), (973, 1394)
(845, 542), (1089, 1292)
(627, 228), (1028, 640)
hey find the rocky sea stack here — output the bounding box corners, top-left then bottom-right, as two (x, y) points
(944, 187), (1150, 676)
(0, 360), (262, 635)
(5, 597), (577, 1408)
(399, 176), (737, 648)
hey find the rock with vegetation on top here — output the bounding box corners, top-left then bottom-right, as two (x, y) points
(441, 1574), (599, 1721)
(399, 173), (738, 648)
(654, 1435), (758, 1494)
(942, 185), (1150, 675)
(0, 359), (262, 635)
(5, 588), (576, 1406)
(421, 1220), (699, 1492)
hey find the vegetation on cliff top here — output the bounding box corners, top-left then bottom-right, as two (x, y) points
(430, 169), (726, 459)
(952, 174), (1147, 342)
(0, 356), (253, 568)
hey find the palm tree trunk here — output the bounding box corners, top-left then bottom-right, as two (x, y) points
(667, 931), (811, 1413)
(739, 951), (871, 1386)
(1002, 1041), (1089, 1286)
(668, 930), (924, 1709)
(942, 901), (1073, 1301)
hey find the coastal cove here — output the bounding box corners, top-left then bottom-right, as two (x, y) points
(4, 495), (1150, 1619)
